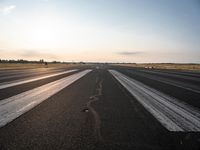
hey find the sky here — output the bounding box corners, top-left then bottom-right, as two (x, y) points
(0, 0), (200, 63)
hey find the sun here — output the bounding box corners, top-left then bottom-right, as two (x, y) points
(25, 14), (64, 49)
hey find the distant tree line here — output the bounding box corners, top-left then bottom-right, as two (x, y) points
(0, 59), (87, 64)
(0, 59), (47, 64)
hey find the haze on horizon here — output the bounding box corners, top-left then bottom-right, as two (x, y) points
(0, 0), (200, 63)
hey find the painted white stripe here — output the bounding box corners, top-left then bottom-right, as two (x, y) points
(141, 69), (200, 82)
(0, 69), (78, 90)
(127, 70), (200, 94)
(0, 70), (91, 127)
(109, 70), (200, 132)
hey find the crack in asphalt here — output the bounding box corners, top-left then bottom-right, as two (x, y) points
(86, 77), (104, 142)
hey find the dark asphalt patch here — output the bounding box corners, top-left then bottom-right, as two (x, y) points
(82, 108), (89, 112)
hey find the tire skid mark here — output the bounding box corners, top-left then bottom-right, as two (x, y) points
(86, 77), (104, 142)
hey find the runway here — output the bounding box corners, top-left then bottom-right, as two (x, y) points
(0, 65), (199, 150)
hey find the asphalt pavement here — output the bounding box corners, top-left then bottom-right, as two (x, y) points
(0, 65), (200, 150)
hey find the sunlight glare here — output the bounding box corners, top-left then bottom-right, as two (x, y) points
(25, 14), (64, 49)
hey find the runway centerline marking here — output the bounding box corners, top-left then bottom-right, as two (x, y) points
(109, 70), (200, 132)
(0, 70), (92, 128)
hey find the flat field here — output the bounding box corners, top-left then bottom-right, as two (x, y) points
(112, 63), (200, 71)
(0, 63), (82, 70)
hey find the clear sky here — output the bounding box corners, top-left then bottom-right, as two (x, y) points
(0, 0), (200, 63)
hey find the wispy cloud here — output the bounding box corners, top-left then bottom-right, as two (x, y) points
(0, 5), (16, 15)
(117, 51), (143, 56)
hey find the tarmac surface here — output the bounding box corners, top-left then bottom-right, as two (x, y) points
(0, 65), (200, 150)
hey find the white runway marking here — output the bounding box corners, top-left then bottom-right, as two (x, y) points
(0, 69), (78, 90)
(141, 69), (200, 82)
(126, 70), (200, 94)
(109, 70), (200, 132)
(0, 70), (91, 127)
